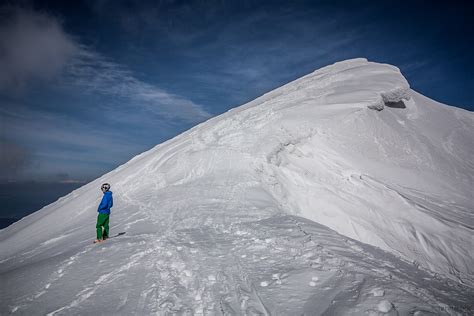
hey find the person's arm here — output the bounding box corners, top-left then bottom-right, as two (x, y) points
(108, 194), (113, 209)
(98, 195), (108, 211)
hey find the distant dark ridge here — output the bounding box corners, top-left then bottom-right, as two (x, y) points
(0, 182), (83, 230)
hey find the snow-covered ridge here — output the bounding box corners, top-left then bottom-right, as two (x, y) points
(227, 58), (411, 113)
(1, 58), (473, 314)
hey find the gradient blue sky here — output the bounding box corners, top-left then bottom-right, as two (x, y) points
(1, 0), (473, 183)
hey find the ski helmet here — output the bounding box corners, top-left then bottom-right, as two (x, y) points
(101, 183), (111, 192)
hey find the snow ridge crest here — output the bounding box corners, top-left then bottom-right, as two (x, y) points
(265, 58), (413, 112)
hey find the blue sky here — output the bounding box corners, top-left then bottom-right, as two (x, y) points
(1, 0), (473, 183)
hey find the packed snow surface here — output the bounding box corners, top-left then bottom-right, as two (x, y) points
(1, 58), (473, 315)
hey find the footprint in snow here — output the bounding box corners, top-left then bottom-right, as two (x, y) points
(272, 274), (283, 285)
(371, 288), (385, 297)
(308, 276), (319, 287)
(377, 300), (394, 313)
(207, 275), (216, 282)
(350, 244), (364, 252)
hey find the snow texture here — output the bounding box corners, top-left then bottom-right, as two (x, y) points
(1, 58), (473, 315)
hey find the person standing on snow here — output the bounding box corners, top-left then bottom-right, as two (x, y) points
(94, 183), (113, 243)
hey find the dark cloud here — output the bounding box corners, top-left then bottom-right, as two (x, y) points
(0, 6), (78, 92)
(0, 140), (31, 181)
(55, 172), (69, 180)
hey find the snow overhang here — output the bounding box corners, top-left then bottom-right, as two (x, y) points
(368, 87), (411, 111)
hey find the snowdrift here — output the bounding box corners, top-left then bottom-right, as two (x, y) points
(1, 58), (473, 314)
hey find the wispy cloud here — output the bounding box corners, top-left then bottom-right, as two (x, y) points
(0, 5), (210, 123)
(71, 2), (213, 122)
(63, 48), (211, 122)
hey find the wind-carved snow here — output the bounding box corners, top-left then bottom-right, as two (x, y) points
(1, 58), (473, 315)
(368, 86), (411, 111)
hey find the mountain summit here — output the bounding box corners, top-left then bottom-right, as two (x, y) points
(1, 59), (473, 315)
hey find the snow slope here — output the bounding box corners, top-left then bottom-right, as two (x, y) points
(1, 58), (473, 315)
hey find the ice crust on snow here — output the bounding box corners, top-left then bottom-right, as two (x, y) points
(1, 58), (473, 315)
